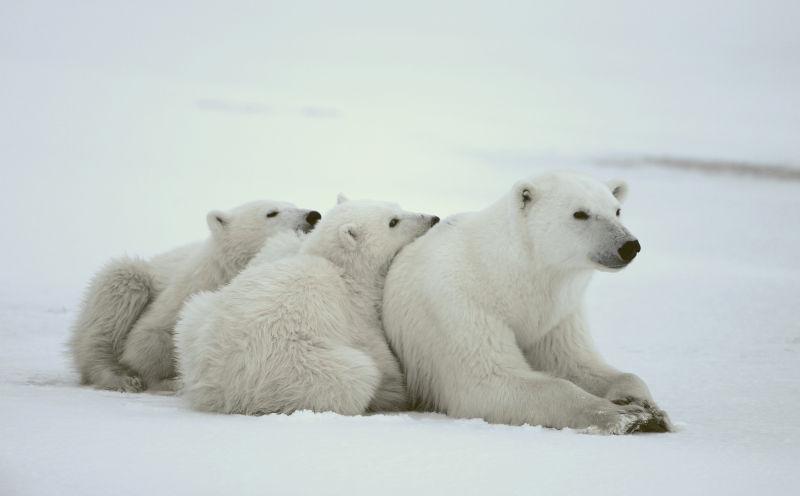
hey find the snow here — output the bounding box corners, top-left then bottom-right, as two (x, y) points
(3, 165), (799, 496)
(2, 1), (800, 495)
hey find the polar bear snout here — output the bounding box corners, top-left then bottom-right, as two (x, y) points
(617, 239), (641, 263)
(591, 235), (641, 270)
(418, 214), (440, 234)
(298, 210), (322, 233)
(306, 210), (322, 226)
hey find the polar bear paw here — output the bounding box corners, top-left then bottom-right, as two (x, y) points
(116, 375), (145, 393)
(611, 396), (672, 432)
(579, 402), (657, 435)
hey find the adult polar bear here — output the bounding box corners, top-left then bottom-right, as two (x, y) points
(383, 172), (670, 434)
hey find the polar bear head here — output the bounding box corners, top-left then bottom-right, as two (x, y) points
(302, 195), (439, 274)
(206, 200), (321, 264)
(511, 172), (639, 272)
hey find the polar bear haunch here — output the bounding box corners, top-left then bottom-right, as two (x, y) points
(383, 172), (671, 434)
(176, 197), (438, 415)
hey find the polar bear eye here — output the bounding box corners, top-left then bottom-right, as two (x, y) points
(389, 218), (400, 228)
(266, 211), (279, 218)
(573, 211), (589, 220)
(616, 209), (621, 217)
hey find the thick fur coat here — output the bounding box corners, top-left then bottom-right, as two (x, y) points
(70, 201), (319, 392)
(176, 197), (438, 415)
(382, 172), (671, 434)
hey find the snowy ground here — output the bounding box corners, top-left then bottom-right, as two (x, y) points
(2, 2), (800, 495)
(2, 165), (799, 496)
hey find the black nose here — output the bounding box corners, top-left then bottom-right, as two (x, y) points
(430, 216), (440, 227)
(617, 240), (641, 263)
(306, 211), (321, 225)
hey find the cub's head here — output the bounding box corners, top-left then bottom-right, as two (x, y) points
(304, 194), (439, 272)
(206, 200), (321, 260)
(512, 172), (639, 272)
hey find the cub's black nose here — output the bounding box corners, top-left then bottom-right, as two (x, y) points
(306, 211), (321, 225)
(430, 216), (440, 227)
(618, 239), (641, 263)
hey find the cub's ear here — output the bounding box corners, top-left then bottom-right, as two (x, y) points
(206, 210), (229, 235)
(338, 223), (359, 250)
(337, 193), (350, 205)
(607, 180), (629, 203)
(512, 181), (536, 210)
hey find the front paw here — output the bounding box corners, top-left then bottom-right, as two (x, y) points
(577, 401), (655, 435)
(611, 396), (672, 432)
(101, 374), (144, 393)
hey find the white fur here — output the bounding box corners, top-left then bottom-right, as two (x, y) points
(70, 200), (319, 392)
(176, 199), (438, 415)
(383, 172), (671, 434)
(248, 229), (308, 267)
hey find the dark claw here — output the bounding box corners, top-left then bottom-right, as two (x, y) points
(631, 413), (670, 433)
(613, 396), (672, 433)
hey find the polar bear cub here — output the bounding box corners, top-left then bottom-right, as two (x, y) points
(176, 196), (439, 415)
(70, 200), (320, 392)
(383, 172), (671, 434)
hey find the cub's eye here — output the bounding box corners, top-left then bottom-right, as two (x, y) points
(389, 218), (400, 228)
(616, 209), (621, 217)
(266, 211), (279, 218)
(573, 211), (589, 220)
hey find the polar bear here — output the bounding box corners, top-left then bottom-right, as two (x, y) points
(382, 172), (671, 434)
(70, 200), (321, 392)
(175, 196), (439, 415)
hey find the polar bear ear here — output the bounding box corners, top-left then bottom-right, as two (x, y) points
(607, 180), (629, 203)
(337, 193), (350, 205)
(338, 223), (359, 250)
(206, 210), (229, 235)
(513, 181), (537, 210)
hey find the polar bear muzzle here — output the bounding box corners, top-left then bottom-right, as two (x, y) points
(306, 210), (322, 226)
(617, 239), (641, 263)
(300, 211), (322, 232)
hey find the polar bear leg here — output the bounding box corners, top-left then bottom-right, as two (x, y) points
(70, 257), (153, 392)
(276, 344), (381, 416)
(455, 366), (655, 434)
(352, 329), (408, 412)
(368, 365), (408, 412)
(119, 297), (181, 388)
(225, 342), (380, 416)
(432, 314), (654, 433)
(524, 313), (671, 432)
(366, 352), (408, 412)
